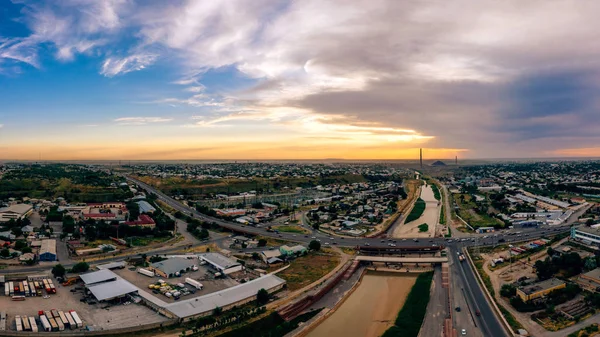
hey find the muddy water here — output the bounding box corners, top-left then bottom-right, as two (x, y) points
(307, 272), (417, 337)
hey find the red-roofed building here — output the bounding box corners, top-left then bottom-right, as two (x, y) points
(124, 214), (156, 228)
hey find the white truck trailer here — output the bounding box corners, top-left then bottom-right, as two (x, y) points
(137, 268), (155, 277)
(185, 278), (203, 290)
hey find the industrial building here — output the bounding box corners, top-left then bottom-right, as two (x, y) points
(150, 258), (196, 278)
(199, 253), (243, 275)
(81, 269), (138, 302)
(576, 268), (600, 292)
(162, 274), (286, 322)
(261, 250), (282, 264)
(571, 226), (600, 247)
(136, 201), (156, 214)
(517, 278), (566, 302)
(38, 239), (57, 261)
(279, 245), (307, 257)
(0, 204), (33, 222)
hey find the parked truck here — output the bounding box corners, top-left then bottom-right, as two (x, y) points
(15, 315), (22, 332)
(39, 314), (51, 332)
(458, 254), (466, 262)
(4, 283), (8, 296)
(21, 315), (30, 331)
(65, 311), (76, 329)
(137, 268), (155, 277)
(48, 280), (56, 294)
(0, 312), (6, 331)
(45, 311), (58, 332)
(28, 316), (38, 332)
(69, 311), (83, 328)
(58, 311), (69, 328)
(185, 278), (203, 290)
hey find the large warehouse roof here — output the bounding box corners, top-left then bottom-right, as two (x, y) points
(87, 278), (138, 301)
(39, 239), (56, 256)
(164, 274), (285, 318)
(151, 258), (196, 275)
(80, 269), (117, 285)
(199, 253), (240, 270)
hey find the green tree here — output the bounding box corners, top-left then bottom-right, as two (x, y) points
(258, 239), (267, 247)
(500, 284), (516, 298)
(257, 288), (270, 305)
(198, 228), (210, 240)
(71, 262), (90, 273)
(52, 264), (66, 278)
(309, 240), (321, 251)
(585, 257), (598, 271)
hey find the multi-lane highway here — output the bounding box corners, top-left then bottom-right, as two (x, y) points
(126, 175), (576, 249)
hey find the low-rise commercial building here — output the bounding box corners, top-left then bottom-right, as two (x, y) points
(517, 278), (566, 302)
(199, 253), (243, 275)
(576, 268), (600, 292)
(279, 245), (307, 257)
(0, 204), (33, 222)
(38, 239), (56, 261)
(150, 258), (196, 278)
(571, 226), (600, 247)
(81, 269), (138, 302)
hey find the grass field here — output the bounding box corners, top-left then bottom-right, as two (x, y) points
(276, 252), (341, 291)
(453, 193), (503, 228)
(381, 271), (434, 337)
(439, 205), (446, 225)
(276, 225), (309, 234)
(418, 223), (429, 232)
(430, 183), (441, 201)
(405, 198), (426, 223)
(130, 236), (172, 246)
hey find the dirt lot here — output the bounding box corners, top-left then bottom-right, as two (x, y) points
(113, 266), (238, 304)
(274, 252), (341, 291)
(0, 278), (168, 331)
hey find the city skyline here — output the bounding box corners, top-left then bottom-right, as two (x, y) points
(3, 1), (600, 160)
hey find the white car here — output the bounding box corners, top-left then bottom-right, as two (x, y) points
(461, 329), (466, 335)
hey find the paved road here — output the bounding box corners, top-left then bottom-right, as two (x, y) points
(419, 266), (447, 337)
(449, 245), (508, 337)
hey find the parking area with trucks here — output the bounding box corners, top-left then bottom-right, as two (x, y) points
(0, 277), (168, 332)
(113, 266), (238, 303)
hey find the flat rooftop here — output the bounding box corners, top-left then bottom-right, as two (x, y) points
(164, 274), (285, 318)
(519, 278), (565, 295)
(200, 253), (240, 270)
(80, 269), (118, 285)
(582, 268), (600, 281)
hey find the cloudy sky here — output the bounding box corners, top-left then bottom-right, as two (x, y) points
(1, 0), (600, 160)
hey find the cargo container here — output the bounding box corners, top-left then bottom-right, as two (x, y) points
(23, 281), (30, 297)
(69, 311), (83, 328)
(55, 317), (65, 331)
(12, 295), (25, 301)
(51, 309), (59, 319)
(137, 268), (155, 277)
(43, 279), (52, 293)
(22, 315), (31, 331)
(28, 316), (38, 332)
(35, 282), (42, 296)
(0, 312), (5, 331)
(65, 311), (76, 329)
(39, 315), (51, 332)
(185, 278), (203, 290)
(45, 311), (58, 332)
(48, 280), (56, 293)
(58, 311), (69, 328)
(15, 315), (22, 332)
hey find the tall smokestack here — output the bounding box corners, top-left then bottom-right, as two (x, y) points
(420, 148), (423, 169)
(455, 156), (458, 165)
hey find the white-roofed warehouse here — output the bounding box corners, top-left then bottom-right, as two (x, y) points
(81, 269), (139, 302)
(163, 274), (285, 321)
(199, 253), (243, 275)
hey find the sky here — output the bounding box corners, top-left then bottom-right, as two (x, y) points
(2, 0), (600, 160)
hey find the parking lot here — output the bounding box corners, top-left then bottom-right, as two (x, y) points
(0, 280), (168, 331)
(114, 266), (239, 303)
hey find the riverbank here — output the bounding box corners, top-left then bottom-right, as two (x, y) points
(305, 271), (418, 337)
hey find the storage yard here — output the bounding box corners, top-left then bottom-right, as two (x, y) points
(0, 253), (287, 332)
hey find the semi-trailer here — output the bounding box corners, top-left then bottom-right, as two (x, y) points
(45, 311), (58, 331)
(58, 311), (69, 329)
(137, 268), (155, 277)
(28, 316), (38, 332)
(39, 314), (51, 332)
(15, 315), (22, 332)
(35, 282), (42, 296)
(21, 315), (31, 331)
(65, 310), (76, 329)
(69, 311), (83, 328)
(23, 281), (30, 296)
(48, 280), (56, 293)
(9, 282), (13, 296)
(4, 283), (8, 296)
(185, 278), (203, 290)
(52, 310), (65, 330)
(0, 311), (5, 331)
(43, 279), (52, 293)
